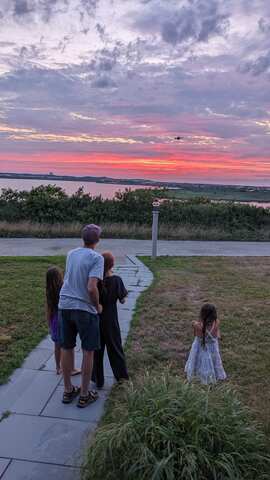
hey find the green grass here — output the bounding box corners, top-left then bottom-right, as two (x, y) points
(164, 185), (270, 202)
(84, 376), (270, 480)
(83, 256), (270, 479)
(0, 256), (65, 384)
(85, 257), (270, 439)
(2, 255), (270, 478)
(134, 257), (270, 429)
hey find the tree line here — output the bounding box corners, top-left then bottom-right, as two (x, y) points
(0, 185), (269, 231)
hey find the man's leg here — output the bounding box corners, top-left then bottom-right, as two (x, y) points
(59, 310), (77, 395)
(62, 348), (74, 392)
(81, 350), (94, 396)
(77, 312), (100, 399)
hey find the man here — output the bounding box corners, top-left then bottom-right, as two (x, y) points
(59, 224), (104, 408)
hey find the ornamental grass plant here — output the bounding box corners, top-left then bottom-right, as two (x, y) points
(84, 374), (270, 480)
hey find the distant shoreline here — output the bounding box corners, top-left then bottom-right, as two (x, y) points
(0, 172), (156, 187)
(1, 172), (270, 191)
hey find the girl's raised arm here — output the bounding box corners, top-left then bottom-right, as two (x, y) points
(192, 321), (201, 337)
(210, 319), (221, 338)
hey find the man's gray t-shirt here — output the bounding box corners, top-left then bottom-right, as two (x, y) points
(59, 247), (104, 314)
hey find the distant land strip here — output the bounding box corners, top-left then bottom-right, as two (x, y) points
(1, 172), (270, 192)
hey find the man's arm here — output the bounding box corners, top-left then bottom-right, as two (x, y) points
(87, 277), (102, 313)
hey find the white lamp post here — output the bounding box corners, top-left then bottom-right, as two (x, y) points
(152, 199), (160, 259)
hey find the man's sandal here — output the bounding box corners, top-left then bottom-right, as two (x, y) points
(62, 386), (81, 404)
(77, 390), (98, 408)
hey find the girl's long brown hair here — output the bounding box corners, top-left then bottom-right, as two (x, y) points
(46, 266), (63, 317)
(102, 251), (115, 277)
(200, 303), (217, 348)
(98, 252), (115, 299)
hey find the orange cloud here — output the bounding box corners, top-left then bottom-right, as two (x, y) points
(1, 150), (270, 185)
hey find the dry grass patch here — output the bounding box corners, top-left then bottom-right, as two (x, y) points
(125, 256), (270, 432)
(1, 221), (270, 240)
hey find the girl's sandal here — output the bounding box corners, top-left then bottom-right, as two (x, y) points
(62, 386), (81, 404)
(77, 390), (98, 408)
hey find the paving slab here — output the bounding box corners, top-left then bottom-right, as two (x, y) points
(119, 319), (132, 332)
(127, 290), (142, 298)
(1, 461), (81, 480)
(0, 369), (60, 416)
(36, 336), (55, 350)
(103, 351), (114, 377)
(121, 330), (129, 343)
(41, 351), (82, 372)
(42, 387), (108, 423)
(0, 414), (94, 466)
(118, 309), (133, 320)
(22, 348), (53, 370)
(0, 256), (152, 478)
(0, 459), (10, 478)
(119, 302), (136, 311)
(59, 375), (115, 391)
(127, 285), (147, 292)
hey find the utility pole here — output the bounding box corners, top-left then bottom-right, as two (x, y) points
(152, 199), (160, 259)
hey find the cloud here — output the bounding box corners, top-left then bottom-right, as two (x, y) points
(133, 0), (230, 46)
(7, 132), (140, 145)
(96, 23), (106, 41)
(9, 0), (97, 24)
(96, 47), (120, 71)
(92, 75), (117, 88)
(258, 18), (270, 34)
(0, 0), (269, 182)
(14, 0), (33, 16)
(240, 52), (270, 76)
(80, 0), (98, 15)
(7, 0), (71, 24)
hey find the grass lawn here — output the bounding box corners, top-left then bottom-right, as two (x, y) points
(0, 256), (65, 384)
(106, 256), (270, 433)
(2, 255), (270, 434)
(164, 186), (270, 202)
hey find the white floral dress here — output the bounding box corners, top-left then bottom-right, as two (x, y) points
(185, 330), (226, 385)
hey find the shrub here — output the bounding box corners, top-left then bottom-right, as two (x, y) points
(84, 375), (270, 480)
(0, 186), (270, 236)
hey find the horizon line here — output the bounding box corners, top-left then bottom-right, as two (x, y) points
(1, 171), (270, 190)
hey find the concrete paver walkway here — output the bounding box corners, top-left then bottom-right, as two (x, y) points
(0, 256), (153, 480)
(0, 238), (269, 257)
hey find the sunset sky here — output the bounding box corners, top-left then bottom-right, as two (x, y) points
(0, 0), (269, 185)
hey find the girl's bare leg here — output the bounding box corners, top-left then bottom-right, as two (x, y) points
(54, 343), (61, 374)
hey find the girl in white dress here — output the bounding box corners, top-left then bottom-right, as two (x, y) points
(185, 303), (226, 385)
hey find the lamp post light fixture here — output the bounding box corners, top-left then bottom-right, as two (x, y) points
(152, 199), (160, 259)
